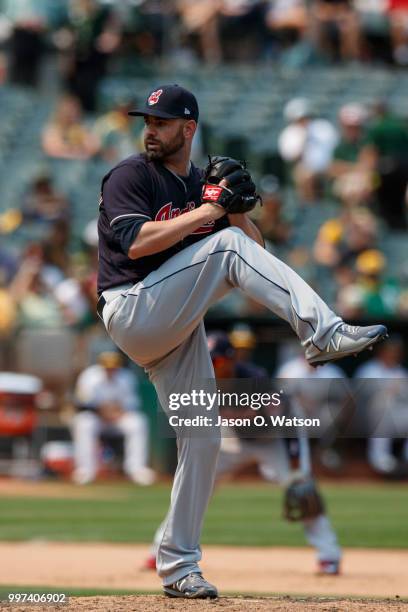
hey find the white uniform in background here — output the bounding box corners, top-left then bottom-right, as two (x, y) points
(72, 364), (155, 485)
(354, 359), (408, 473)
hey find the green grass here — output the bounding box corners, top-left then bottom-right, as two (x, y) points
(0, 483), (407, 548)
(0, 585), (160, 598)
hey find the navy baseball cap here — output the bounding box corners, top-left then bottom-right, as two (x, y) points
(128, 84), (199, 122)
(207, 332), (235, 360)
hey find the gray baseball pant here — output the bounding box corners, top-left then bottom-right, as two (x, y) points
(101, 227), (342, 585)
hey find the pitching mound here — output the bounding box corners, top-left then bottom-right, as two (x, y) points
(2, 543), (408, 599)
(4, 595), (406, 612)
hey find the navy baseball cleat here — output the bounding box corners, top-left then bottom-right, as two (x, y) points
(163, 572), (218, 599)
(306, 323), (388, 367)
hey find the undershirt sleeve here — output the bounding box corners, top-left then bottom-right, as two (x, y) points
(102, 162), (153, 229)
(112, 217), (148, 255)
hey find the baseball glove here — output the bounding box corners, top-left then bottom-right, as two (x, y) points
(201, 156), (260, 214)
(283, 475), (325, 522)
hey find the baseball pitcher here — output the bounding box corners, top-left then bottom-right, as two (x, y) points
(97, 84), (387, 599)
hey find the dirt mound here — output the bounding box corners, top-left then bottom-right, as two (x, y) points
(2, 543), (408, 599)
(4, 595), (406, 612)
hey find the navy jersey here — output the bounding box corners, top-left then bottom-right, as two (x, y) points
(97, 153), (229, 294)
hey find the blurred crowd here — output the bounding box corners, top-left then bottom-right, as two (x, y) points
(0, 95), (407, 353)
(211, 96), (408, 319)
(0, 88), (407, 354)
(1, 2), (407, 119)
(0, 91), (146, 370)
(279, 97), (408, 318)
(3, 0), (408, 96)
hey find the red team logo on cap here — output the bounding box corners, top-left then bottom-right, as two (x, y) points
(148, 89), (163, 106)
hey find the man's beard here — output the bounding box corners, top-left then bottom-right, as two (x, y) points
(145, 128), (185, 161)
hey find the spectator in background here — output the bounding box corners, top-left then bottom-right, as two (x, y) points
(72, 351), (155, 485)
(265, 0), (312, 65)
(314, 207), (378, 270)
(218, 0), (268, 62)
(354, 0), (392, 63)
(177, 0), (222, 63)
(0, 244), (18, 366)
(229, 325), (268, 375)
(354, 337), (408, 476)
(328, 103), (372, 208)
(42, 94), (100, 160)
(278, 98), (338, 203)
(359, 101), (408, 228)
(7, 241), (92, 331)
(0, 277), (17, 344)
(117, 0), (169, 61)
(253, 175), (292, 249)
(54, 269), (92, 329)
(388, 0), (408, 65)
(3, 0), (49, 87)
(41, 218), (71, 274)
(329, 103), (368, 173)
(22, 175), (70, 224)
(0, 243), (18, 287)
(28, 224), (95, 328)
(336, 249), (401, 319)
(9, 258), (65, 330)
(314, 208), (382, 316)
(310, 0), (362, 62)
(63, 0), (121, 112)
(94, 98), (144, 163)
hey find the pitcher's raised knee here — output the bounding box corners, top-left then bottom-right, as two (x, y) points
(207, 226), (247, 250)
